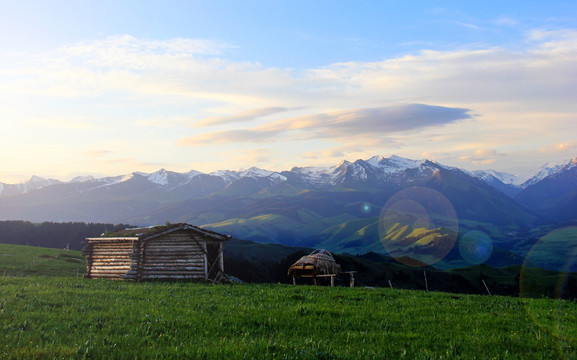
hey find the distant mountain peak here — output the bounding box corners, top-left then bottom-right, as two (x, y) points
(121, 174), (135, 182)
(147, 169), (170, 185)
(70, 175), (95, 183)
(2, 154), (576, 201)
(520, 159), (572, 188)
(336, 160), (352, 168)
(23, 175), (46, 184)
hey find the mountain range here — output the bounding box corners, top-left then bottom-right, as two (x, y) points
(1, 155), (576, 269)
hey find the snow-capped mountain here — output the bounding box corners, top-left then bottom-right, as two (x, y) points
(1, 155), (576, 203)
(467, 169), (524, 198)
(285, 155), (436, 188)
(146, 169), (202, 187)
(0, 175), (62, 197)
(470, 169), (520, 186)
(520, 159), (576, 188)
(516, 157), (577, 221)
(466, 157), (577, 198)
(1, 155), (575, 271)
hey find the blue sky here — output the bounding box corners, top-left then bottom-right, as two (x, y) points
(1, 0), (576, 182)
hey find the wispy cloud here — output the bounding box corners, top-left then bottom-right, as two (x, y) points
(178, 129), (283, 146)
(195, 107), (292, 126)
(222, 148), (274, 165)
(180, 104), (471, 145)
(539, 141), (577, 154)
(1, 29), (576, 178)
(494, 17), (519, 27)
(83, 150), (111, 158)
(458, 149), (505, 165)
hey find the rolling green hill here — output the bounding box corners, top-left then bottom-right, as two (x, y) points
(0, 243), (85, 277)
(4, 242), (577, 300)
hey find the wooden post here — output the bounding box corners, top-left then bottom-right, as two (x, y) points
(349, 272), (355, 288)
(482, 279), (492, 296)
(313, 278), (318, 286)
(203, 240), (208, 280)
(292, 276), (296, 285)
(388, 280), (393, 289)
(330, 275), (334, 287)
(136, 240), (146, 281)
(218, 242), (224, 274)
(423, 270), (429, 292)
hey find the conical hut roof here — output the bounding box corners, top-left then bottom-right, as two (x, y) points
(288, 249), (341, 277)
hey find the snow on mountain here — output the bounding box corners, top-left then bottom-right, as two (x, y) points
(70, 175), (95, 183)
(0, 176), (62, 198)
(333, 160), (369, 183)
(187, 170), (202, 178)
(289, 155), (435, 187)
(520, 159), (575, 188)
(16, 176), (61, 193)
(470, 169), (520, 185)
(366, 155), (422, 173)
(209, 170), (240, 183)
(467, 157), (577, 193)
(210, 167), (287, 184)
(3, 155), (576, 197)
(238, 167), (287, 182)
(147, 169), (171, 185)
(120, 174), (136, 183)
(288, 163), (341, 186)
(146, 168), (207, 187)
(23, 175), (61, 190)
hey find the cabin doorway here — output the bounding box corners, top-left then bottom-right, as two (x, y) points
(206, 242), (223, 281)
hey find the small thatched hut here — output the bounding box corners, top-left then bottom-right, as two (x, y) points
(82, 223), (230, 282)
(288, 249), (341, 278)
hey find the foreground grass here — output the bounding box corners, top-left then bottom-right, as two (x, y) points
(1, 278), (576, 359)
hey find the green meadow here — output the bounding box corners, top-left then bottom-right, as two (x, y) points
(1, 243), (577, 359)
(0, 244), (85, 278)
(1, 277), (576, 359)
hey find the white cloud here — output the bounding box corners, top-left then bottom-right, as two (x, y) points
(0, 30), (576, 179)
(458, 149), (505, 165)
(179, 104), (471, 145)
(195, 107), (293, 126)
(494, 17), (519, 27)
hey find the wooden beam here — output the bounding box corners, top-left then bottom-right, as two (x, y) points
(203, 240), (208, 280)
(218, 241), (224, 274)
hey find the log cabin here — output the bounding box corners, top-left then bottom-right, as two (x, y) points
(82, 223), (230, 282)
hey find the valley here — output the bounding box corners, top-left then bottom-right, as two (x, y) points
(0, 155), (576, 273)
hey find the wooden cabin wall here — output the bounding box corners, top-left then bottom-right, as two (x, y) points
(84, 240), (133, 279)
(138, 231), (207, 281)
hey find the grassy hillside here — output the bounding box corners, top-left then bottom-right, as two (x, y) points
(4, 242), (577, 299)
(0, 278), (576, 359)
(0, 244), (85, 277)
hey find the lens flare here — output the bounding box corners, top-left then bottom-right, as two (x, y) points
(361, 203), (372, 214)
(520, 226), (577, 358)
(459, 230), (493, 265)
(378, 186), (458, 267)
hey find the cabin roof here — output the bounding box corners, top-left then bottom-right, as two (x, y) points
(86, 223), (230, 242)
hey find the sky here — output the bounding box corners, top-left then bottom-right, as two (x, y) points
(1, 0), (576, 183)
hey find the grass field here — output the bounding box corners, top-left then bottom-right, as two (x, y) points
(0, 244), (85, 277)
(1, 277), (576, 359)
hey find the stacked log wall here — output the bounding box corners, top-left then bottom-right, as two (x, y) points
(139, 232), (207, 281)
(83, 228), (226, 281)
(84, 240), (134, 279)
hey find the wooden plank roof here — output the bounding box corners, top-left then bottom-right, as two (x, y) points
(86, 223), (230, 242)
